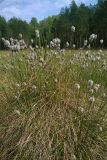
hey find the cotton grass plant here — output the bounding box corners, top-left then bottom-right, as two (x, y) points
(0, 48), (107, 160)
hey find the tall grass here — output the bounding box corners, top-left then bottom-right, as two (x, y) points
(0, 49), (107, 160)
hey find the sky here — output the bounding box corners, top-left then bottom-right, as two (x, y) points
(0, 0), (97, 22)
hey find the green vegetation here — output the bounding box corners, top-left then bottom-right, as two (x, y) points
(0, 49), (107, 159)
(0, 0), (107, 159)
(0, 0), (107, 49)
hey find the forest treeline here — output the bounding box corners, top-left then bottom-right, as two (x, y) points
(0, 0), (107, 49)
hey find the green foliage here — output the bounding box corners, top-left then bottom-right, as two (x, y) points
(0, 0), (107, 49)
(8, 17), (30, 40)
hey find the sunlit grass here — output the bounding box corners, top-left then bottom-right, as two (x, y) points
(0, 49), (107, 160)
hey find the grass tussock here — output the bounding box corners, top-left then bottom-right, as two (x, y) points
(0, 49), (107, 160)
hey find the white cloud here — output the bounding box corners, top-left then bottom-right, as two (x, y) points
(0, 0), (97, 21)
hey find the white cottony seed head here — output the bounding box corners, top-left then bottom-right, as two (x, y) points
(71, 26), (76, 32)
(35, 29), (40, 38)
(66, 41), (69, 47)
(100, 39), (104, 44)
(89, 96), (95, 103)
(15, 83), (20, 88)
(31, 39), (34, 43)
(14, 110), (21, 115)
(75, 83), (80, 90)
(32, 85), (37, 90)
(102, 93), (106, 98)
(78, 107), (84, 113)
(99, 126), (103, 132)
(88, 80), (94, 88)
(19, 33), (23, 38)
(94, 84), (100, 92)
(72, 155), (76, 160)
(84, 40), (88, 46)
(89, 89), (94, 94)
(54, 78), (58, 83)
(73, 44), (76, 49)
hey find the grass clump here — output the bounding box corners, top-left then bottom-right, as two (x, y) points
(0, 49), (107, 160)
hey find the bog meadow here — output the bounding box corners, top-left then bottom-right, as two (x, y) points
(0, 0), (107, 159)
